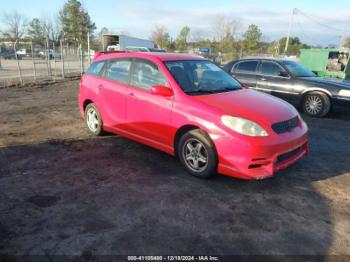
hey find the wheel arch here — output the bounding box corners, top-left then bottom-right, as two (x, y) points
(174, 124), (218, 157)
(83, 99), (94, 111)
(300, 88), (332, 107)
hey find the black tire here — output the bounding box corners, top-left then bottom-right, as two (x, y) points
(302, 91), (331, 118)
(178, 129), (217, 178)
(84, 103), (104, 136)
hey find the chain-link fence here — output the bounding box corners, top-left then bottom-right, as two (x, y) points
(0, 38), (93, 88)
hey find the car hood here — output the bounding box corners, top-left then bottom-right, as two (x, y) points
(192, 89), (297, 126)
(298, 77), (350, 89)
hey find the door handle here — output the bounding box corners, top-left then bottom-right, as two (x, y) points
(97, 85), (103, 93)
(128, 92), (135, 97)
(260, 77), (267, 81)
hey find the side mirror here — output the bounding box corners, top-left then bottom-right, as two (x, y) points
(235, 79), (249, 89)
(240, 83), (250, 89)
(151, 85), (173, 97)
(279, 71), (290, 78)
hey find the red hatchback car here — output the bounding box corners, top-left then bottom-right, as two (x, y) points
(78, 52), (308, 180)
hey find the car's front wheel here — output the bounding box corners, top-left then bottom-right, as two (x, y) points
(85, 103), (104, 136)
(302, 92), (331, 117)
(178, 129), (217, 178)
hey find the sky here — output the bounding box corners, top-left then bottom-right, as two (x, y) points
(1, 0), (350, 46)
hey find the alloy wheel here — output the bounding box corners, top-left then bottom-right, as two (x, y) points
(182, 138), (208, 172)
(86, 107), (100, 132)
(305, 95), (323, 115)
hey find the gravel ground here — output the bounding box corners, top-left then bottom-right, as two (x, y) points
(0, 80), (349, 258)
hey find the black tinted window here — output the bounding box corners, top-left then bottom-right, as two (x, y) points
(87, 61), (105, 76)
(131, 60), (167, 90)
(235, 61), (258, 73)
(261, 62), (285, 76)
(106, 59), (132, 84)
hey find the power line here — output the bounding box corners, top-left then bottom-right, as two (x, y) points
(297, 9), (350, 33)
(295, 16), (314, 45)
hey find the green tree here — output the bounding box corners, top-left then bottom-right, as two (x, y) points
(268, 37), (309, 56)
(175, 26), (190, 51)
(343, 37), (350, 49)
(27, 18), (44, 43)
(220, 32), (235, 53)
(243, 24), (262, 54)
(59, 0), (96, 46)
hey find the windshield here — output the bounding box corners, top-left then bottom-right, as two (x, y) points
(149, 48), (166, 52)
(165, 60), (241, 95)
(281, 60), (316, 77)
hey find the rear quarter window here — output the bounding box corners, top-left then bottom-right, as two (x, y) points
(105, 59), (132, 84)
(235, 61), (258, 74)
(86, 61), (105, 76)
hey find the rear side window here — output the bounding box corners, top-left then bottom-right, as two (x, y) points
(106, 59), (132, 84)
(235, 61), (258, 74)
(130, 59), (167, 90)
(261, 62), (285, 76)
(86, 61), (105, 76)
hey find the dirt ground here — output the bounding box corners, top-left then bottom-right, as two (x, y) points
(0, 80), (349, 258)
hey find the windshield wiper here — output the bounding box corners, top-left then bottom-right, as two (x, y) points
(184, 90), (216, 94)
(210, 87), (240, 93)
(185, 88), (240, 95)
(185, 87), (241, 95)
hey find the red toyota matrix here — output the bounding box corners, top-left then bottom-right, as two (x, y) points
(78, 52), (308, 180)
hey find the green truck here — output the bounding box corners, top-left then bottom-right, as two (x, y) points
(300, 48), (350, 80)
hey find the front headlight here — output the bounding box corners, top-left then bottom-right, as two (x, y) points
(221, 116), (268, 137)
(339, 89), (350, 97)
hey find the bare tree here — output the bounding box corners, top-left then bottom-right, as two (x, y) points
(41, 14), (62, 45)
(212, 14), (242, 53)
(189, 28), (207, 43)
(212, 14), (241, 42)
(344, 37), (350, 49)
(150, 25), (171, 49)
(0, 11), (28, 43)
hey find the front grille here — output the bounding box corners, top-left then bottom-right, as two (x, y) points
(277, 147), (302, 163)
(271, 116), (299, 134)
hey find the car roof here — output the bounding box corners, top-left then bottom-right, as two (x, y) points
(94, 51), (205, 62)
(229, 58), (294, 64)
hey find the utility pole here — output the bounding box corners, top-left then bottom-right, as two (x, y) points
(339, 35), (343, 48)
(283, 8), (298, 56)
(87, 31), (91, 65)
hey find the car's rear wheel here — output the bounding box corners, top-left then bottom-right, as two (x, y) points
(178, 129), (217, 178)
(85, 103), (104, 136)
(302, 92), (331, 117)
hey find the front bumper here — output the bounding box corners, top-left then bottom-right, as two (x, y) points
(215, 121), (308, 180)
(333, 96), (350, 108)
